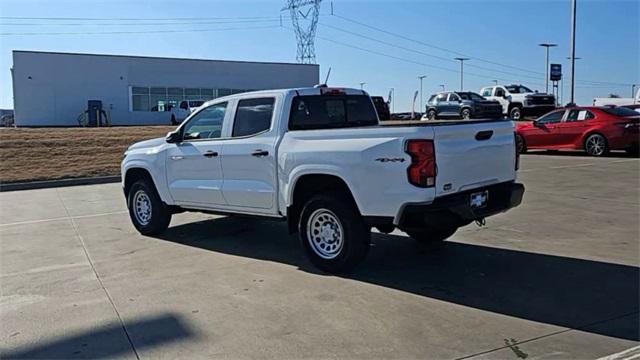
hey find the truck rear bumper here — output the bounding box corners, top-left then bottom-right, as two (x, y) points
(396, 181), (524, 230)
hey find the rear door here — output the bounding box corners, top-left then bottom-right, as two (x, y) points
(431, 120), (516, 196)
(220, 96), (279, 212)
(559, 109), (593, 146)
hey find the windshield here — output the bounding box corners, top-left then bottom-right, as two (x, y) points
(189, 101), (204, 107)
(601, 107), (640, 117)
(505, 85), (533, 94)
(458, 92), (486, 101)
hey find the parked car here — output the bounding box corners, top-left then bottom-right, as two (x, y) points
(170, 100), (205, 125)
(515, 106), (639, 156)
(122, 87), (524, 273)
(371, 96), (391, 120)
(481, 84), (556, 120)
(621, 104), (640, 114)
(423, 91), (503, 120)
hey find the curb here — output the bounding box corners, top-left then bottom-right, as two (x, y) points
(0, 176), (121, 192)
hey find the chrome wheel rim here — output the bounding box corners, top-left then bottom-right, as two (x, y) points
(586, 135), (605, 156)
(133, 190), (152, 226)
(307, 209), (344, 260)
(511, 109), (521, 120)
(462, 110), (470, 119)
(428, 111), (436, 120)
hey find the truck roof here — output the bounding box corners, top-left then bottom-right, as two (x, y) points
(203, 87), (369, 107)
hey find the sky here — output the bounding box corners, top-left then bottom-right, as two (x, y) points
(0, 0), (638, 111)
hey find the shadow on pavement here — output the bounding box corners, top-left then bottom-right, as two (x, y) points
(157, 216), (639, 341)
(523, 150), (637, 158)
(1, 313), (195, 359)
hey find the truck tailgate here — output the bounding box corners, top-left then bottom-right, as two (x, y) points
(431, 120), (516, 197)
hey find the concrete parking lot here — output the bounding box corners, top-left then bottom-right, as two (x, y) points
(1, 153), (638, 359)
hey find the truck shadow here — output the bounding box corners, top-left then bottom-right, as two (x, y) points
(0, 313), (195, 359)
(156, 216), (639, 342)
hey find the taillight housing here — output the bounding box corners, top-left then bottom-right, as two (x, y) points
(514, 132), (520, 171)
(405, 139), (436, 187)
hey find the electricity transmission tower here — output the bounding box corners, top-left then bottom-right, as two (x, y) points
(282, 0), (321, 64)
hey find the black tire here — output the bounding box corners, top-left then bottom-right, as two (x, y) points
(127, 180), (171, 235)
(427, 109), (437, 120)
(406, 225), (458, 243)
(509, 106), (522, 121)
(584, 133), (608, 157)
(298, 192), (370, 273)
(461, 108), (471, 120)
(515, 133), (527, 154)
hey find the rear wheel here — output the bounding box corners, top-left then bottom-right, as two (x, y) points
(127, 180), (171, 235)
(406, 225), (458, 244)
(427, 109), (437, 120)
(461, 108), (471, 120)
(298, 192), (370, 273)
(584, 133), (608, 156)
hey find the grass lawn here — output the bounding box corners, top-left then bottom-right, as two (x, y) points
(0, 126), (174, 183)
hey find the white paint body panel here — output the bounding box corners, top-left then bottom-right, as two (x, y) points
(122, 87), (518, 224)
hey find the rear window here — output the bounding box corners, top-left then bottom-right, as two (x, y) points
(289, 95), (378, 130)
(601, 107), (640, 117)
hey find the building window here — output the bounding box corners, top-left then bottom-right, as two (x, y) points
(130, 86), (256, 112)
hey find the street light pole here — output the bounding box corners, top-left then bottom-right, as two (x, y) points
(454, 58), (469, 91)
(539, 43), (558, 93)
(390, 87), (395, 113)
(418, 75), (427, 111)
(566, 56), (581, 106)
(569, 0), (577, 105)
(632, 84), (636, 98)
(359, 82), (366, 90)
(492, 80), (498, 85)
(440, 84), (445, 91)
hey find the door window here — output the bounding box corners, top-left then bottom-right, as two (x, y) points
(182, 102), (227, 140)
(436, 93), (448, 103)
(232, 98), (275, 137)
(537, 110), (564, 124)
(482, 88), (493, 97)
(566, 109), (595, 122)
(448, 93), (461, 102)
(495, 88), (506, 97)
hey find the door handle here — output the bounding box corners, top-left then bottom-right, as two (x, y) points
(203, 151), (219, 158)
(251, 149), (269, 157)
(170, 155), (184, 161)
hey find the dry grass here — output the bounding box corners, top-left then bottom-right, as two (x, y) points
(0, 126), (174, 183)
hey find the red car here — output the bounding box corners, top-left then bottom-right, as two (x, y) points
(515, 106), (639, 156)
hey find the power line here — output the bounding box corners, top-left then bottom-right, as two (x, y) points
(0, 15), (287, 21)
(331, 13), (634, 87)
(0, 18), (287, 26)
(0, 25), (282, 36)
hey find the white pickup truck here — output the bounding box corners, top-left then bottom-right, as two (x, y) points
(481, 84), (556, 120)
(170, 100), (205, 125)
(122, 87), (524, 272)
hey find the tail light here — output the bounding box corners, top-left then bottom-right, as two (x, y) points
(405, 139), (436, 187)
(514, 132), (520, 171)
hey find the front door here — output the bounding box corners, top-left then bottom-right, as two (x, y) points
(522, 109), (566, 148)
(220, 97), (278, 212)
(558, 108), (593, 147)
(166, 102), (228, 205)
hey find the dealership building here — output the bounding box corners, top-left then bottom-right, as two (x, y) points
(11, 51), (319, 126)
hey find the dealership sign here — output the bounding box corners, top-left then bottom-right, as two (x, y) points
(550, 64), (562, 81)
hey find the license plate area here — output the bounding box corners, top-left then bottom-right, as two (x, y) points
(470, 190), (489, 209)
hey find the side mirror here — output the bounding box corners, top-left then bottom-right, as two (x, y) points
(532, 120), (540, 127)
(166, 130), (181, 144)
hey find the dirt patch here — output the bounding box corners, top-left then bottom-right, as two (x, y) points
(0, 126), (174, 183)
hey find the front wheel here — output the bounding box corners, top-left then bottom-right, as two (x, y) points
(427, 109), (437, 120)
(406, 225), (458, 244)
(509, 106), (522, 121)
(298, 193), (370, 273)
(516, 133), (527, 154)
(127, 180), (171, 235)
(584, 133), (608, 156)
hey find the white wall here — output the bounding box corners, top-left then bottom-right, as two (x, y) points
(12, 51), (319, 126)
